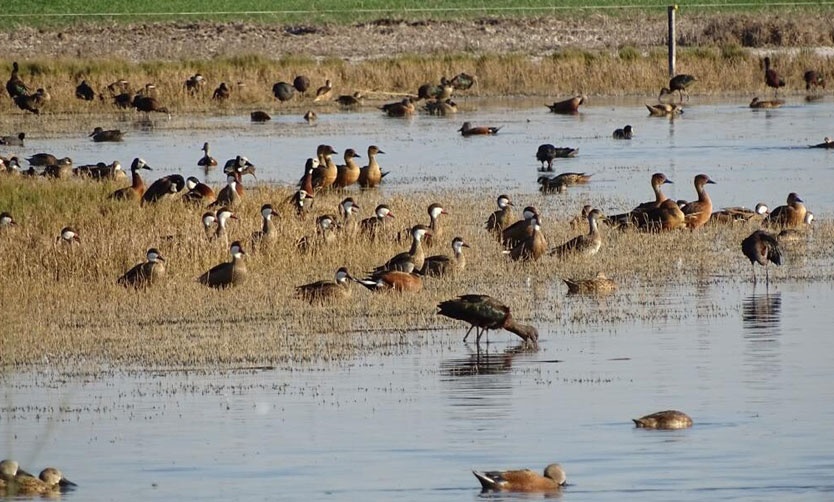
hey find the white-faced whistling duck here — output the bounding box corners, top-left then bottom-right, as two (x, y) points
(0, 132), (25, 146)
(296, 214), (339, 254)
(422, 237), (469, 277)
(359, 204), (394, 240)
(333, 148), (362, 189)
(311, 144), (338, 191)
(536, 144), (579, 171)
(564, 271), (617, 295)
(14, 88), (50, 115)
(659, 74), (697, 103)
(223, 155), (256, 181)
(182, 176), (217, 206)
(335, 91), (363, 108)
(710, 202), (769, 224)
(290, 189), (313, 219)
(0, 212), (16, 227)
(295, 267), (355, 304)
(89, 127), (123, 142)
(110, 158), (152, 201)
(358, 145), (387, 188)
(210, 173), (242, 208)
(376, 224), (431, 273)
(458, 121), (500, 136)
(381, 98), (415, 117)
(6, 62), (30, 99)
(57, 226), (80, 245)
(437, 294), (539, 347)
(804, 70), (825, 92)
(810, 137), (833, 149)
(764, 192), (807, 229)
(633, 410), (693, 429)
(749, 96), (784, 109)
(184, 73), (205, 95)
(293, 75), (310, 94)
(197, 142), (218, 168)
(142, 174), (186, 205)
(550, 208), (604, 259)
(202, 211), (217, 239)
(296, 157), (319, 197)
(339, 197), (360, 235)
(212, 207), (238, 241)
(473, 464), (565, 493)
(198, 241), (247, 288)
(764, 56), (785, 96)
(250, 110), (271, 122)
(424, 98), (457, 116)
(613, 125), (633, 139)
(75, 80), (96, 101)
(423, 203), (447, 248)
(118, 248), (166, 288)
(646, 102), (683, 116)
(508, 215), (547, 261)
(502, 206), (539, 248)
(313, 79), (333, 102)
(486, 194), (514, 236)
(741, 230), (782, 284)
(304, 110), (317, 123)
(272, 81), (295, 102)
(546, 95), (584, 114)
(680, 174), (716, 229)
(251, 204), (278, 245)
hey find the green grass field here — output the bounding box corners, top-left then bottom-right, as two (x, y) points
(2, 0), (829, 26)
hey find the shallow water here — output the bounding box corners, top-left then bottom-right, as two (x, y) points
(9, 95), (834, 214)
(3, 97), (834, 500)
(3, 281), (834, 500)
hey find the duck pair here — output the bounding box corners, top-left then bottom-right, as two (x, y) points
(0, 459), (76, 495)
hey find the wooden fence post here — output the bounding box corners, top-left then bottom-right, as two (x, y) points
(668, 5), (677, 77)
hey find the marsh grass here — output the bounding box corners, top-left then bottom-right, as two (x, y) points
(3, 48), (834, 118)
(0, 175), (831, 370)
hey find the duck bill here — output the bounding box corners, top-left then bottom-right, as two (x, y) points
(59, 477), (78, 488)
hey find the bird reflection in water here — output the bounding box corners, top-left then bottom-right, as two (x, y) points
(742, 292), (782, 337)
(440, 343), (534, 377)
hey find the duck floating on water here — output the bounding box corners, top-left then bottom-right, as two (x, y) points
(458, 121), (500, 136)
(472, 463), (565, 492)
(546, 95), (584, 114)
(633, 410), (693, 429)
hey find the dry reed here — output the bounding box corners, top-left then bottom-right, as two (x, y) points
(2, 48), (834, 118)
(0, 175), (830, 371)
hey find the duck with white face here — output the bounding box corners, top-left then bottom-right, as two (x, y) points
(198, 241), (247, 288)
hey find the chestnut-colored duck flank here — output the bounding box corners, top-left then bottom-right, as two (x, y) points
(437, 294), (539, 347)
(633, 410), (693, 429)
(118, 248), (166, 288)
(486, 194), (514, 236)
(764, 192), (807, 229)
(458, 121), (501, 136)
(110, 157), (152, 201)
(546, 95), (584, 114)
(333, 148), (361, 189)
(182, 176), (217, 206)
(142, 174), (186, 205)
(473, 463), (565, 493)
(198, 241), (247, 288)
(508, 216), (547, 261)
(358, 145), (387, 188)
(502, 206), (539, 248)
(310, 144), (338, 191)
(680, 174), (716, 229)
(355, 270), (422, 292)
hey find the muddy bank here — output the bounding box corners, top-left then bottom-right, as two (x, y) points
(7, 13), (834, 62)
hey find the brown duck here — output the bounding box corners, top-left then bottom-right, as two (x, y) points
(198, 241), (247, 288)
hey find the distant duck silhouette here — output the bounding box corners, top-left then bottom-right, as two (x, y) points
(612, 124), (633, 139)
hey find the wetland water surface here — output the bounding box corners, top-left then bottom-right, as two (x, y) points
(3, 96), (834, 500)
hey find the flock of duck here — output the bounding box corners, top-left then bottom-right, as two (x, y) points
(0, 57), (826, 495)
